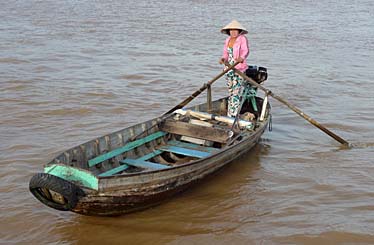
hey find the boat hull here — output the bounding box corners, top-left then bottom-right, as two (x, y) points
(29, 96), (270, 216)
(73, 125), (265, 216)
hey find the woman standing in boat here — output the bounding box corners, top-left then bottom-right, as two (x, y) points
(219, 20), (252, 117)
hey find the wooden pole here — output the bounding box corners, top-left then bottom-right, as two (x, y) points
(207, 84), (212, 113)
(259, 94), (268, 122)
(232, 67), (349, 146)
(164, 61), (240, 115)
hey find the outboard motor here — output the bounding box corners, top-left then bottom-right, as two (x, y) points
(245, 65), (268, 84)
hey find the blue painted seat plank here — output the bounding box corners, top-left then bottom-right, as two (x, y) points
(98, 150), (164, 177)
(138, 150), (163, 161)
(120, 158), (170, 170)
(88, 131), (167, 167)
(158, 145), (211, 158)
(98, 164), (130, 177)
(167, 140), (219, 153)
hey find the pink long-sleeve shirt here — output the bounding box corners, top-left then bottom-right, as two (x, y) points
(222, 34), (249, 72)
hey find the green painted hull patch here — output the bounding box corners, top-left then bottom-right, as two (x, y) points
(44, 164), (98, 190)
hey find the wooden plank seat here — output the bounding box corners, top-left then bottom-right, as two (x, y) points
(121, 158), (170, 170)
(98, 150), (164, 177)
(175, 109), (254, 128)
(158, 145), (211, 158)
(167, 140), (220, 153)
(137, 150), (163, 161)
(97, 140), (218, 177)
(88, 131), (167, 167)
(99, 164), (130, 177)
(98, 158), (170, 177)
(159, 120), (232, 143)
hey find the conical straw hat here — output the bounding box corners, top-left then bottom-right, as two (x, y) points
(220, 20), (248, 35)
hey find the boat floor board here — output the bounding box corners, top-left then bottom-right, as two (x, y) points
(158, 145), (211, 158)
(88, 131), (167, 167)
(121, 158), (171, 170)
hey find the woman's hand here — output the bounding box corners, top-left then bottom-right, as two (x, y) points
(236, 57), (244, 63)
(219, 58), (225, 64)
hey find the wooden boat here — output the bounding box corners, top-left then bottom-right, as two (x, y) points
(29, 86), (271, 216)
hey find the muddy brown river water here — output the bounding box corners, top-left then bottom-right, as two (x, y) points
(1, 0), (374, 244)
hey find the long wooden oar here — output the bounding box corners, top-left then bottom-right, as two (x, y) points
(232, 67), (349, 146)
(164, 61), (240, 115)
